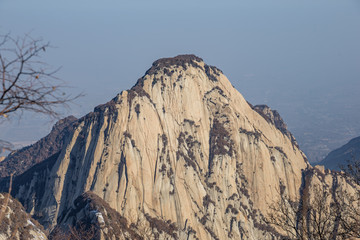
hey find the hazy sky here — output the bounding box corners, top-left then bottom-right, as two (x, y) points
(1, 0), (360, 161)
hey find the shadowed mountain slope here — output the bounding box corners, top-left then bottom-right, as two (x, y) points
(0, 116), (77, 178)
(320, 136), (360, 171)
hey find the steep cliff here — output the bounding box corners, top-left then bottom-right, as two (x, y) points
(251, 104), (299, 149)
(9, 55), (313, 239)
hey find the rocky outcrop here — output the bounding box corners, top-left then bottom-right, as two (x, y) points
(0, 116), (77, 178)
(302, 166), (360, 235)
(252, 104), (299, 149)
(0, 192), (47, 240)
(320, 136), (360, 171)
(9, 55), (313, 239)
(51, 191), (184, 240)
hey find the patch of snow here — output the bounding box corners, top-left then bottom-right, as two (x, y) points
(26, 219), (35, 227)
(96, 212), (105, 226)
(90, 210), (105, 227)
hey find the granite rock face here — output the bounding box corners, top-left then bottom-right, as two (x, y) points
(7, 55), (320, 239)
(252, 104), (299, 149)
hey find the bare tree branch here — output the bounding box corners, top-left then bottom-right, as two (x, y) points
(0, 33), (83, 120)
(341, 156), (360, 185)
(266, 181), (360, 240)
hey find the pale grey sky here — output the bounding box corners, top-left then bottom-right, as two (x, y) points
(1, 0), (360, 161)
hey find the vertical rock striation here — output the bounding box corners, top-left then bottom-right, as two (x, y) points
(9, 55), (314, 239)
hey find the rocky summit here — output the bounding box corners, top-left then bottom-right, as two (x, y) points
(0, 55), (358, 239)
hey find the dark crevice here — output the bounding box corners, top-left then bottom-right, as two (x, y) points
(208, 118), (234, 175)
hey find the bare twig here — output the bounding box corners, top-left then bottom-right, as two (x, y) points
(266, 182), (360, 240)
(0, 33), (83, 120)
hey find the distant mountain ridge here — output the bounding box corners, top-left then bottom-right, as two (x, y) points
(320, 136), (360, 171)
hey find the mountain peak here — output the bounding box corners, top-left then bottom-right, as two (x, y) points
(129, 54), (225, 96)
(154, 54), (203, 65)
(145, 54), (204, 76)
(3, 55), (314, 239)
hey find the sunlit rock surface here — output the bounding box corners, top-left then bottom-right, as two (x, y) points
(5, 55), (341, 239)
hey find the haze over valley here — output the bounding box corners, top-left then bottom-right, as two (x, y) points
(1, 0), (360, 162)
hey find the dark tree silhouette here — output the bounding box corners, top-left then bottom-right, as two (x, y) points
(0, 33), (81, 119)
(342, 157), (360, 185)
(266, 183), (360, 240)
